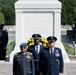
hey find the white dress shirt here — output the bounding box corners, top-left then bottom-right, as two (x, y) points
(49, 47), (54, 54)
(35, 44), (40, 54)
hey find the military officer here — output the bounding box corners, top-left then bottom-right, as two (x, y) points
(28, 34), (45, 75)
(13, 42), (35, 75)
(39, 36), (64, 75)
(0, 23), (8, 60)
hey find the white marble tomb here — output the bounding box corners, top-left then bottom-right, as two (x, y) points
(10, 0), (70, 63)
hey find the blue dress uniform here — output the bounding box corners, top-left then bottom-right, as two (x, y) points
(0, 24), (8, 60)
(28, 45), (44, 75)
(27, 34), (45, 75)
(13, 52), (35, 75)
(39, 36), (64, 75)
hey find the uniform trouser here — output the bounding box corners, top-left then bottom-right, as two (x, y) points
(0, 48), (6, 60)
(35, 62), (40, 75)
(35, 70), (40, 75)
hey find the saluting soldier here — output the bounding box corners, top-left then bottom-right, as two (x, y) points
(13, 42), (35, 75)
(0, 23), (8, 60)
(39, 36), (64, 75)
(28, 34), (45, 75)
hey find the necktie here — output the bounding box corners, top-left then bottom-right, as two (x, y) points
(50, 49), (53, 56)
(36, 46), (38, 54)
(51, 49), (52, 54)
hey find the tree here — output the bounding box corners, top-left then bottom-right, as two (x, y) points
(0, 11), (5, 23)
(61, 3), (68, 25)
(0, 0), (17, 25)
(59, 0), (76, 27)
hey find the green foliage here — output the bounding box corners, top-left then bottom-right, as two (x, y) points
(6, 40), (15, 55)
(59, 0), (76, 27)
(0, 0), (76, 26)
(61, 3), (68, 25)
(0, 12), (5, 23)
(62, 41), (74, 55)
(0, 0), (17, 25)
(2, 6), (15, 25)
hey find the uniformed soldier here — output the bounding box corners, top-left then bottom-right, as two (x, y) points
(28, 34), (45, 75)
(0, 23), (8, 60)
(39, 36), (64, 75)
(13, 43), (35, 75)
(73, 26), (76, 41)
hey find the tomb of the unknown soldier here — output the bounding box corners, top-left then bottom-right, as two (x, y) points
(10, 0), (70, 63)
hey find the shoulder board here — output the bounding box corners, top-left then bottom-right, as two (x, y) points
(28, 52), (32, 55)
(14, 52), (19, 56)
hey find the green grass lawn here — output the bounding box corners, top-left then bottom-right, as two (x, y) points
(62, 41), (74, 55)
(6, 40), (15, 55)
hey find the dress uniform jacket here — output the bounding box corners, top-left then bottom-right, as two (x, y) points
(27, 45), (45, 75)
(0, 29), (8, 60)
(39, 47), (64, 75)
(13, 52), (35, 75)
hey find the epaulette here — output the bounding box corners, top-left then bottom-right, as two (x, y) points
(28, 52), (32, 55)
(14, 52), (19, 56)
(14, 52), (21, 58)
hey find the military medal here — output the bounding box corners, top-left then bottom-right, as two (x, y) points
(26, 55), (31, 62)
(55, 53), (60, 56)
(26, 55), (31, 58)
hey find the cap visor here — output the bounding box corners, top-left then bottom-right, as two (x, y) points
(34, 37), (40, 40)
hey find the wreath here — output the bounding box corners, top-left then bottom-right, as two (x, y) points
(27, 37), (48, 47)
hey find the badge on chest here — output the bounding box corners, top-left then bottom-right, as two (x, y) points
(26, 55), (31, 58)
(55, 50), (60, 57)
(26, 52), (32, 62)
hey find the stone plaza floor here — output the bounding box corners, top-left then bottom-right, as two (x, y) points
(0, 61), (76, 75)
(64, 63), (76, 75)
(0, 61), (12, 75)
